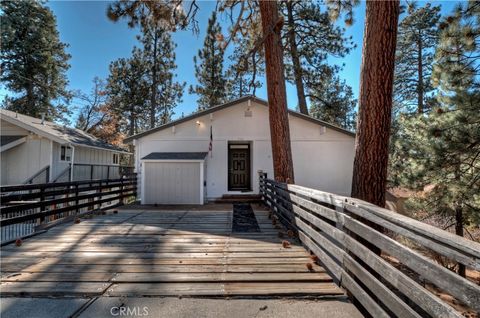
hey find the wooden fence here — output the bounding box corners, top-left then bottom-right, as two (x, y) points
(259, 174), (480, 317)
(0, 176), (137, 243)
(52, 164), (134, 183)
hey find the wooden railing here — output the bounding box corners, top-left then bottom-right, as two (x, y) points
(0, 176), (137, 243)
(72, 163), (134, 181)
(52, 164), (134, 183)
(23, 165), (50, 184)
(259, 173), (480, 317)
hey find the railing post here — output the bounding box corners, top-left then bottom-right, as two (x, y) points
(75, 183), (79, 215)
(120, 178), (124, 205)
(39, 188), (45, 225)
(272, 179), (278, 217)
(258, 171), (267, 203)
(97, 180), (102, 211)
(88, 181), (94, 211)
(107, 165), (110, 180)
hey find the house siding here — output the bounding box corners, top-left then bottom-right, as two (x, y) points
(1, 135), (50, 185)
(134, 100), (355, 200)
(51, 143), (120, 181)
(1, 118), (126, 185)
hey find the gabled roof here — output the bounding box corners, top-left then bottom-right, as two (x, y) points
(124, 96), (355, 143)
(0, 109), (129, 153)
(142, 152), (208, 160)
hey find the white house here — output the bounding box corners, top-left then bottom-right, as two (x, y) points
(125, 96), (355, 205)
(1, 109), (130, 185)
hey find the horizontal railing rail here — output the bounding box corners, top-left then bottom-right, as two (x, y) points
(259, 173), (480, 317)
(23, 165), (50, 185)
(72, 163), (134, 181)
(0, 176), (137, 243)
(51, 166), (71, 183)
(50, 164), (134, 183)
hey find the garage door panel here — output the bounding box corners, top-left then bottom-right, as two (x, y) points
(144, 162), (201, 205)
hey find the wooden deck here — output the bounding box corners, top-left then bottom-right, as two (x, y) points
(0, 204), (344, 298)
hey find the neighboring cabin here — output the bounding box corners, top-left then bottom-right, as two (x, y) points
(0, 109), (130, 185)
(125, 96), (356, 205)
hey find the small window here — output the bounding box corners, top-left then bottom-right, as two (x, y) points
(60, 146), (71, 161)
(113, 153), (119, 164)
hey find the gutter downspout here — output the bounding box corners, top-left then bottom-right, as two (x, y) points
(49, 140), (53, 181)
(70, 144), (75, 181)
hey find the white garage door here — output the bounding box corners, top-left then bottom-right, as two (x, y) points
(143, 162), (201, 204)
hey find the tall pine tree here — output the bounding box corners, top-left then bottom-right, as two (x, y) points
(351, 0), (400, 207)
(139, 25), (185, 127)
(309, 74), (356, 130)
(391, 1), (479, 276)
(189, 12), (226, 110)
(107, 3), (185, 128)
(259, 0), (295, 183)
(1, 0), (71, 122)
(106, 49), (149, 136)
(225, 36), (264, 99)
(394, 2), (441, 114)
(280, 0), (354, 115)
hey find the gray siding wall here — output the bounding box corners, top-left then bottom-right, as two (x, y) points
(1, 136), (50, 185)
(51, 143), (120, 181)
(1, 119), (123, 184)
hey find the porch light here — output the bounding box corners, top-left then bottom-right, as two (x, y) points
(196, 120), (201, 125)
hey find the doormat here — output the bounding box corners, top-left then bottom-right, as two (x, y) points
(232, 203), (260, 232)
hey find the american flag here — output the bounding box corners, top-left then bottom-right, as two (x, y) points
(209, 126), (213, 157)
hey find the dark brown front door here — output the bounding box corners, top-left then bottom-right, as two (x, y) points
(228, 144), (251, 191)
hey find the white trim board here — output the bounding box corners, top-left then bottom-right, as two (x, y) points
(0, 136), (26, 152)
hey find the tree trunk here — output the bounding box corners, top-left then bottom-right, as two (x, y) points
(351, 0), (400, 207)
(259, 0), (295, 183)
(454, 167), (466, 278)
(27, 80), (34, 115)
(239, 74), (244, 97)
(150, 31), (158, 129)
(129, 107), (135, 137)
(417, 36), (424, 114)
(286, 0), (308, 115)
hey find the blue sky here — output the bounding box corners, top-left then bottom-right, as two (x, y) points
(1, 0), (461, 124)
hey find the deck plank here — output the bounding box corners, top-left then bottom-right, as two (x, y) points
(111, 272), (332, 283)
(107, 282), (343, 297)
(1, 264), (325, 273)
(0, 281), (111, 296)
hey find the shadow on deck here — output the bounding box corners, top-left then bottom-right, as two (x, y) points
(0, 204), (362, 317)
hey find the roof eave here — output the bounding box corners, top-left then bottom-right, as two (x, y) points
(1, 111), (133, 153)
(123, 96), (262, 143)
(1, 114), (68, 144)
(287, 110), (356, 137)
(123, 95), (356, 142)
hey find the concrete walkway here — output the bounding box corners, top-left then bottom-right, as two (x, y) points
(1, 297), (364, 318)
